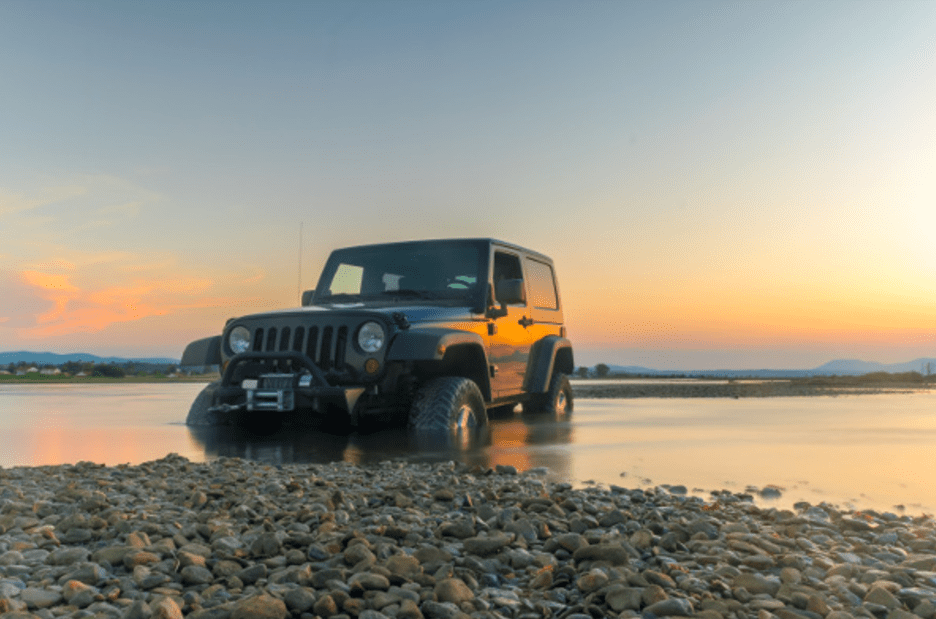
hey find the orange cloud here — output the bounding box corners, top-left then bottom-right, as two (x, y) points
(14, 269), (215, 339)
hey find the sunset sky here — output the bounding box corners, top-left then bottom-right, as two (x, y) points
(2, 1), (935, 370)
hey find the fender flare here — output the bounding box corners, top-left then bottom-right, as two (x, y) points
(181, 336), (222, 368)
(387, 328), (485, 361)
(524, 336), (574, 393)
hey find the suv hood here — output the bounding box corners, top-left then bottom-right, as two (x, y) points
(241, 304), (481, 324)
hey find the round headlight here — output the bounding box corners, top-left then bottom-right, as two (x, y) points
(228, 326), (251, 354)
(357, 321), (385, 353)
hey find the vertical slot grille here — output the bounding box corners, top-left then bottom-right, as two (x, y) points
(265, 328), (277, 352)
(319, 326), (333, 370)
(293, 327), (305, 352)
(252, 328), (264, 351)
(335, 326), (348, 368)
(306, 327), (319, 361)
(279, 327), (291, 351)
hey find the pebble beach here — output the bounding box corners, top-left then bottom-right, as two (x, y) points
(2, 455), (936, 619)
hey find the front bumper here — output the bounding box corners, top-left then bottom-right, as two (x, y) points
(212, 351), (364, 417)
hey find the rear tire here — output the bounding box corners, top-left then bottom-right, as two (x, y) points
(529, 372), (573, 418)
(409, 377), (488, 431)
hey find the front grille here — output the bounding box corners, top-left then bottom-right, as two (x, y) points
(251, 323), (351, 370)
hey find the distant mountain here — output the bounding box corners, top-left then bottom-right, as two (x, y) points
(0, 351), (180, 366)
(812, 358), (936, 375)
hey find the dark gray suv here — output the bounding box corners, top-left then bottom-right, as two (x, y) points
(181, 238), (574, 431)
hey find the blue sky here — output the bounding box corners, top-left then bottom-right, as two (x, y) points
(1, 1), (935, 369)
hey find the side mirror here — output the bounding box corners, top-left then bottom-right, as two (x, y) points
(301, 290), (315, 306)
(495, 278), (526, 305)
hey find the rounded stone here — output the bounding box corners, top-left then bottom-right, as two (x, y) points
(283, 588), (316, 613)
(646, 598), (695, 616)
(21, 588), (63, 609)
(577, 568), (610, 592)
(151, 596), (184, 619)
(435, 578), (474, 603)
(572, 543), (632, 565)
(181, 565), (214, 585)
(780, 567), (803, 584)
(385, 554), (421, 578)
(350, 572), (391, 592)
(734, 573), (780, 596)
(463, 533), (514, 556)
(231, 594), (288, 619)
(249, 532), (281, 558)
(606, 586), (643, 612)
(312, 594), (338, 618)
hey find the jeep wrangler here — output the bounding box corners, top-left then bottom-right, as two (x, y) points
(181, 238), (574, 431)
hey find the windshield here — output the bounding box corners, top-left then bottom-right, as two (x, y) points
(314, 241), (485, 306)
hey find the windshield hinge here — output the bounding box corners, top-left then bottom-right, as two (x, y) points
(392, 312), (410, 330)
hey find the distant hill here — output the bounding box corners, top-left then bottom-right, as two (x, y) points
(599, 357), (936, 378)
(812, 358), (936, 375)
(0, 351), (180, 366)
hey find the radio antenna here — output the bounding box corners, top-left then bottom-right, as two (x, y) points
(297, 221), (303, 304)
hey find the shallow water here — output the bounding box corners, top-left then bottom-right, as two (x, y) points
(1, 382), (934, 515)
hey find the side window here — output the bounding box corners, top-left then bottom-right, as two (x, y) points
(493, 251), (525, 305)
(525, 258), (558, 310)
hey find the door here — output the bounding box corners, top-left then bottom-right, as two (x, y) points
(488, 250), (533, 398)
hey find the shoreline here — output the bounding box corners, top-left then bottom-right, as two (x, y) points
(1, 455), (935, 619)
(571, 379), (934, 399)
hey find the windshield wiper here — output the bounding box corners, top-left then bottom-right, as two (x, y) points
(380, 289), (440, 299)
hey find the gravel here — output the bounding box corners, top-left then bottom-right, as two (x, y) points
(2, 454), (936, 619)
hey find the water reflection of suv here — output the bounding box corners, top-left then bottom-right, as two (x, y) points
(181, 238), (574, 431)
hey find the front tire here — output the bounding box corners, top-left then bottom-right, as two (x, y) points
(409, 377), (488, 431)
(186, 381), (221, 426)
(529, 372), (573, 418)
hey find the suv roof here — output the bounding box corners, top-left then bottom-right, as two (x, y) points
(334, 238), (554, 264)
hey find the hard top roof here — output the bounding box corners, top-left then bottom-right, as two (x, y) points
(331, 238), (554, 264)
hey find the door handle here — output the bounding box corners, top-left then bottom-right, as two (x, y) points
(518, 316), (534, 328)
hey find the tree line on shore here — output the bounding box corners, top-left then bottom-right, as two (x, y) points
(1, 360), (184, 378)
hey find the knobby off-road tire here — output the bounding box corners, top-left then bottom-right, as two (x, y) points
(185, 381), (222, 426)
(409, 376), (488, 431)
(529, 372), (573, 418)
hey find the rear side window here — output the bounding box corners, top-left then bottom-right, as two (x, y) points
(525, 258), (558, 310)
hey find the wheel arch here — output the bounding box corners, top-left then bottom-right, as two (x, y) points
(524, 336), (574, 394)
(387, 328), (492, 401)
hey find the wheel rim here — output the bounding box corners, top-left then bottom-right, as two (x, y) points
(456, 404), (475, 428)
(556, 390), (568, 414)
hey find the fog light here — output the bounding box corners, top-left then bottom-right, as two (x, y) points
(364, 358), (380, 374)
